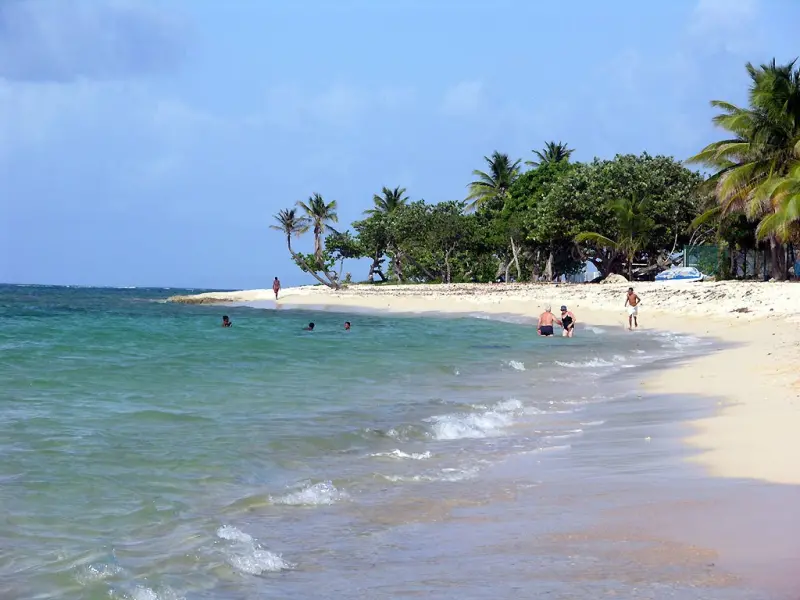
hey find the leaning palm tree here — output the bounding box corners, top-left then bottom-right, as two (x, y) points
(269, 208), (309, 255)
(296, 193), (339, 265)
(526, 141), (575, 168)
(465, 151), (521, 210)
(366, 186), (408, 216)
(575, 195), (655, 281)
(688, 59), (800, 279)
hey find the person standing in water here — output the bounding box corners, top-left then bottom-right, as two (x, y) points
(537, 306), (556, 337)
(273, 277), (281, 300)
(221, 315), (232, 327)
(557, 305), (576, 337)
(344, 321), (351, 331)
(625, 287), (641, 330)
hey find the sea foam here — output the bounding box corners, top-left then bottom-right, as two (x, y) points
(216, 526), (293, 575)
(427, 399), (523, 440)
(269, 481), (348, 506)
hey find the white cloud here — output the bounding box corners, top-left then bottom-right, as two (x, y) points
(688, 0), (761, 55)
(440, 81), (484, 117)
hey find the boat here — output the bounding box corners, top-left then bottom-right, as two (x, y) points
(654, 266), (705, 282)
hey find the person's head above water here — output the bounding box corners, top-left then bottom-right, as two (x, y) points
(305, 322), (315, 331)
(344, 321), (351, 330)
(222, 315), (231, 327)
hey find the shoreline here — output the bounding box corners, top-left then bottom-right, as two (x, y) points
(169, 281), (800, 486)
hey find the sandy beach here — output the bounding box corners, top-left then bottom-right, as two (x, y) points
(170, 281), (800, 486)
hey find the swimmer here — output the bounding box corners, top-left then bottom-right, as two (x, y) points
(557, 305), (576, 337)
(344, 321), (351, 331)
(303, 322), (315, 331)
(537, 306), (555, 337)
(221, 315), (232, 327)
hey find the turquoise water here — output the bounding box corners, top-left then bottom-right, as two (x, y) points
(0, 285), (773, 599)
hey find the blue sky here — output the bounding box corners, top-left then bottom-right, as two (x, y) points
(1, 0), (798, 289)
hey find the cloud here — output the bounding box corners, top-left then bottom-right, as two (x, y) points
(0, 0), (187, 82)
(440, 81), (484, 117)
(687, 0), (761, 55)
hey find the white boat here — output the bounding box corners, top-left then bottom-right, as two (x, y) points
(654, 266), (705, 282)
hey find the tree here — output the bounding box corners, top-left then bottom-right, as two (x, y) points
(688, 59), (800, 279)
(465, 151), (521, 210)
(364, 186), (409, 280)
(575, 195), (655, 281)
(296, 193), (339, 267)
(526, 141), (574, 168)
(325, 231), (365, 282)
(538, 154), (703, 278)
(756, 163), (800, 243)
(367, 186), (409, 216)
(270, 208), (340, 289)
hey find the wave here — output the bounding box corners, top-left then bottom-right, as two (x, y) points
(555, 358), (616, 368)
(75, 562), (122, 585)
(506, 360), (525, 371)
(584, 326), (606, 334)
(216, 526), (292, 575)
(370, 449), (432, 460)
(122, 586), (184, 600)
(269, 481), (348, 506)
(381, 466), (479, 483)
(426, 399), (523, 440)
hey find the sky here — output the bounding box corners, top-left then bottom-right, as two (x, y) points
(1, 0), (798, 289)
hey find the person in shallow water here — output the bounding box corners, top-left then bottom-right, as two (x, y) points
(557, 305), (576, 338)
(303, 322), (315, 331)
(344, 321), (351, 330)
(273, 277), (281, 300)
(221, 315), (232, 327)
(537, 306), (555, 337)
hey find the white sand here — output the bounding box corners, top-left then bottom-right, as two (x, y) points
(169, 281), (800, 485)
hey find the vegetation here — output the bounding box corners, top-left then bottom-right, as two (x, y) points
(272, 58), (799, 284)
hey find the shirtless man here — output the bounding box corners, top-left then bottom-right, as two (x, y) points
(557, 305), (576, 338)
(273, 277), (281, 300)
(221, 315), (232, 327)
(625, 287), (641, 330)
(537, 305), (556, 337)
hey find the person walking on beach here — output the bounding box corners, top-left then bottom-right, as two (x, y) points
(537, 306), (556, 337)
(273, 277), (281, 300)
(221, 315), (232, 327)
(625, 287), (641, 330)
(557, 305), (576, 337)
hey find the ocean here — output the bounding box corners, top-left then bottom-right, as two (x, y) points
(0, 285), (780, 599)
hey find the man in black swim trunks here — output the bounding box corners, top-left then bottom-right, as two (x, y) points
(557, 305), (576, 338)
(537, 305), (556, 337)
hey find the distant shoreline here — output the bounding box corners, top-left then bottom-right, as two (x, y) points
(169, 280), (800, 488)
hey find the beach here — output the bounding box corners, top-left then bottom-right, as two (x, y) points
(170, 280), (800, 487)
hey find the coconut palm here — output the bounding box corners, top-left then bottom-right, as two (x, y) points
(296, 193), (339, 264)
(366, 186), (408, 216)
(269, 208), (309, 254)
(756, 163), (800, 242)
(465, 151), (521, 210)
(526, 141), (575, 168)
(688, 59), (800, 278)
(575, 195), (655, 281)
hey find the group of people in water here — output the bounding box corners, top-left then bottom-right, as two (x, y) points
(536, 287), (641, 337)
(223, 279), (643, 337)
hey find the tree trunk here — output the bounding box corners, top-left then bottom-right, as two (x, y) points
(287, 238), (339, 290)
(504, 261), (510, 284)
(769, 237), (787, 280)
(544, 249), (554, 282)
(510, 237), (521, 281)
(444, 248), (452, 283)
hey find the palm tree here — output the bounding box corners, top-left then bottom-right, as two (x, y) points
(465, 151), (521, 210)
(364, 186), (409, 281)
(269, 208), (309, 255)
(366, 186), (408, 216)
(756, 163), (800, 242)
(270, 207), (339, 289)
(575, 195), (655, 281)
(526, 141), (575, 168)
(688, 59), (800, 279)
(296, 193), (339, 265)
